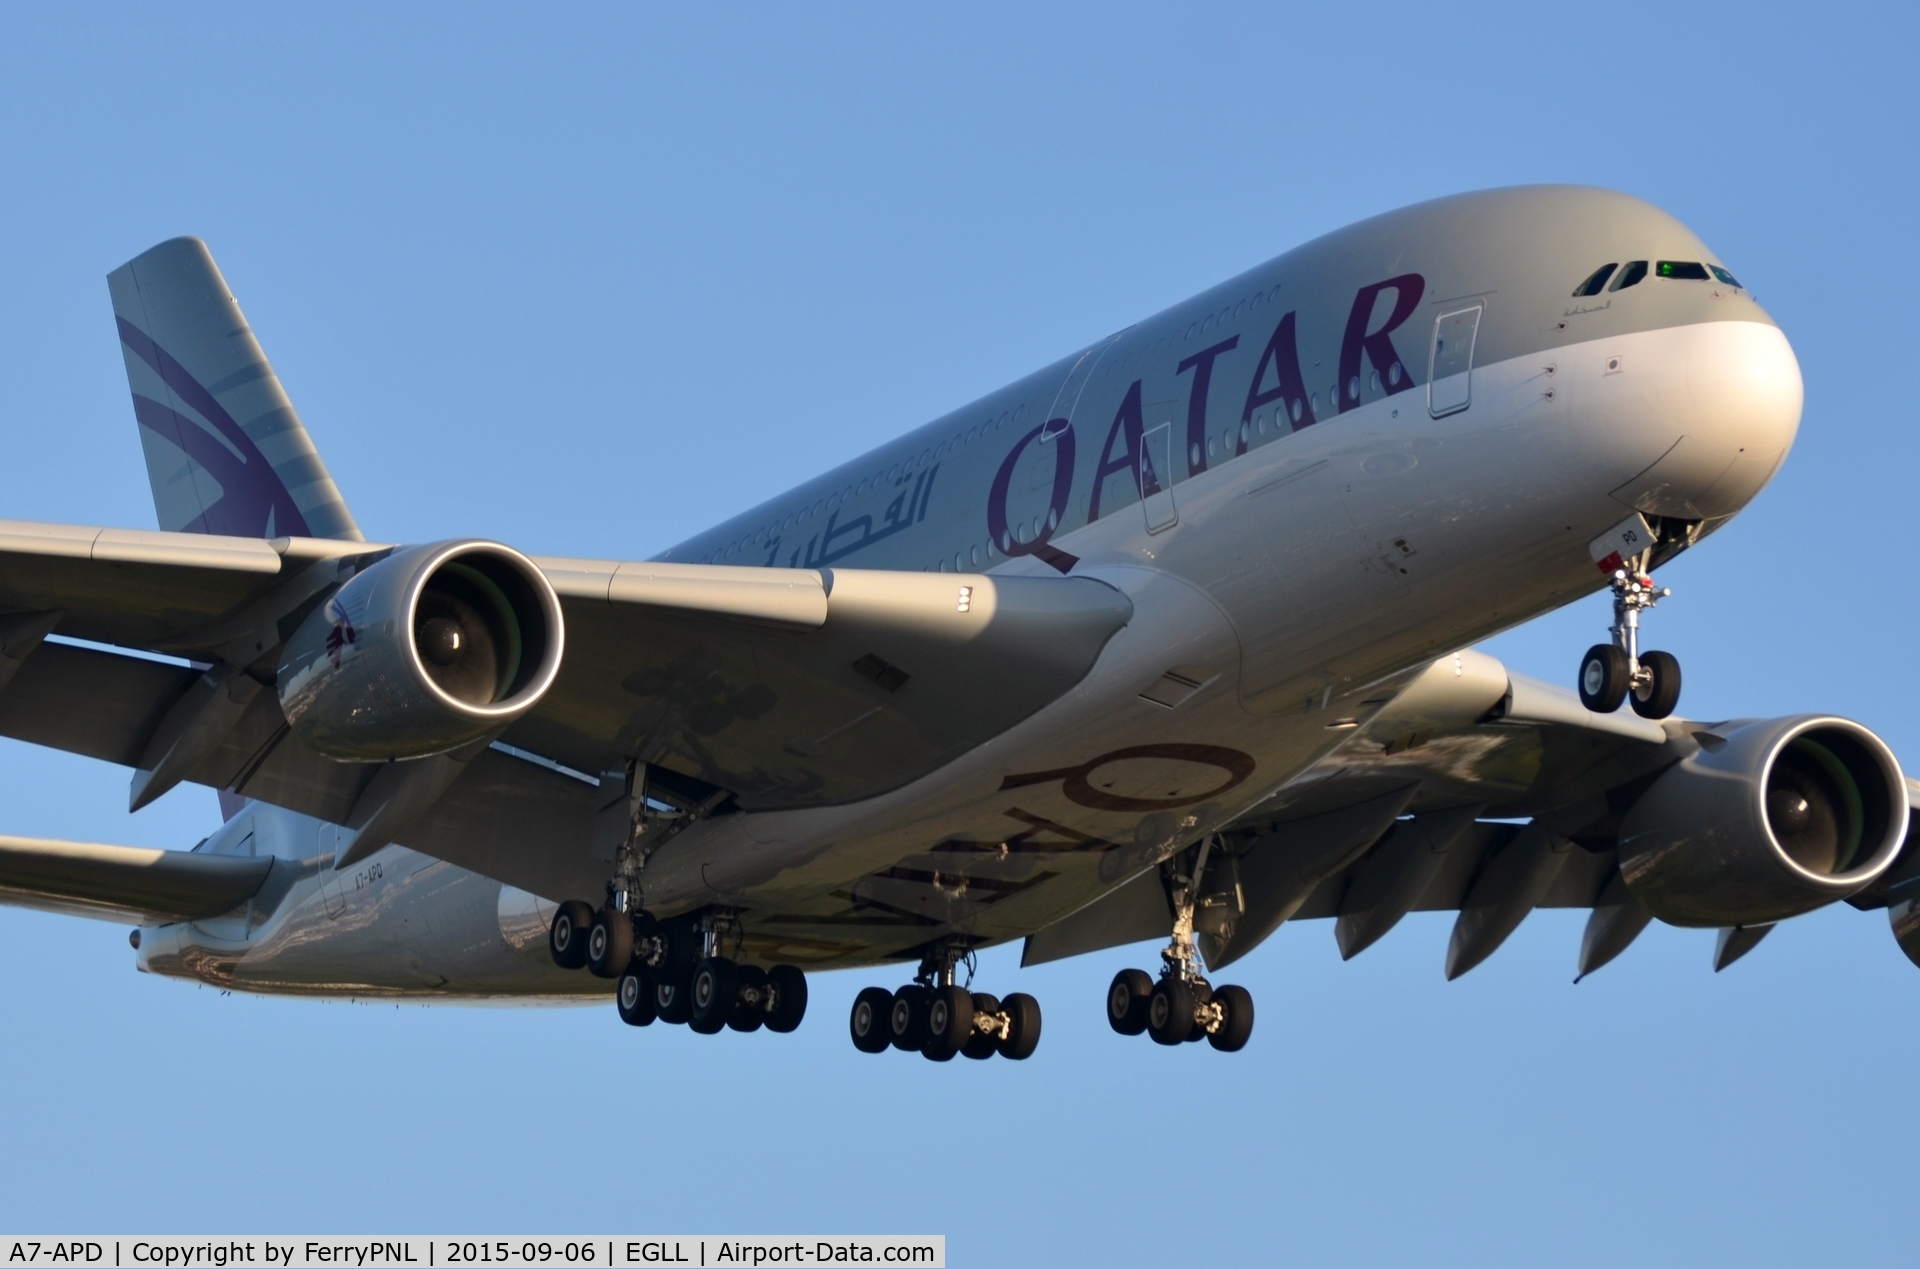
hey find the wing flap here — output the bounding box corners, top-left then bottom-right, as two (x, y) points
(0, 834), (270, 925)
(0, 641), (195, 766)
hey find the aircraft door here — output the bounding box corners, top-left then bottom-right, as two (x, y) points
(1140, 422), (1177, 533)
(1428, 304), (1482, 417)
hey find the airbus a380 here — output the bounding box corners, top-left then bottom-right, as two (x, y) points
(0, 184), (1907, 1061)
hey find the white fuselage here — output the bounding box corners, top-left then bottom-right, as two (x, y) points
(137, 314), (1802, 997)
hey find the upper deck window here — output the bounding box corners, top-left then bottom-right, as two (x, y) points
(1656, 261), (1712, 280)
(1609, 261), (1648, 292)
(1710, 265), (1744, 288)
(1572, 263), (1618, 297)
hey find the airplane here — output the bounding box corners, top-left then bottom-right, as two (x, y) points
(0, 183), (1911, 1063)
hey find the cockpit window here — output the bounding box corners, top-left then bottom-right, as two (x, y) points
(1572, 263), (1617, 297)
(1609, 261), (1648, 292)
(1656, 261), (1711, 280)
(1710, 265), (1743, 288)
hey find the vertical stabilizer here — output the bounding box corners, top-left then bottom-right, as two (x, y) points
(107, 238), (361, 541)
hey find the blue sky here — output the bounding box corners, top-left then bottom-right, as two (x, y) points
(0, 3), (1914, 1264)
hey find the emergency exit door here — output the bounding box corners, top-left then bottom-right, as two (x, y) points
(1428, 304), (1482, 417)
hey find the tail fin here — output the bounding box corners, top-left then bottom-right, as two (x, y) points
(107, 238), (362, 541)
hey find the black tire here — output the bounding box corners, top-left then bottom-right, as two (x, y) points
(616, 971), (655, 1027)
(1107, 968), (1153, 1036)
(586, 908), (634, 979)
(889, 985), (931, 1052)
(1630, 650), (1682, 719)
(765, 965), (808, 1034)
(998, 992), (1042, 1060)
(654, 974), (693, 1025)
(1578, 644), (1631, 713)
(1207, 984), (1254, 1052)
(1184, 979), (1212, 1042)
(1148, 978), (1195, 1045)
(924, 985), (975, 1058)
(728, 965), (768, 1033)
(690, 957), (738, 1030)
(548, 899), (595, 969)
(961, 993), (1001, 1060)
(922, 1043), (956, 1062)
(849, 986), (893, 1053)
(648, 916), (700, 982)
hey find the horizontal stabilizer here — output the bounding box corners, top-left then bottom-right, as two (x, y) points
(0, 834), (270, 925)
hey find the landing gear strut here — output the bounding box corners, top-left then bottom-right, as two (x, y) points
(1107, 835), (1254, 1052)
(545, 764), (807, 1036)
(1578, 551), (1681, 719)
(847, 940), (1041, 1061)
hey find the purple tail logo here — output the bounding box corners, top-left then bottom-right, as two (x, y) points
(117, 317), (312, 540)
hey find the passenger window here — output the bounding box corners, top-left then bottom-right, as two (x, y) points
(1609, 261), (1648, 292)
(1655, 261), (1711, 280)
(1710, 265), (1744, 288)
(1572, 263), (1618, 297)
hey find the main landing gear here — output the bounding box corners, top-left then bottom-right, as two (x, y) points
(1107, 835), (1254, 1052)
(547, 763), (803, 1034)
(549, 902), (809, 1036)
(847, 941), (1041, 1061)
(1577, 554), (1681, 720)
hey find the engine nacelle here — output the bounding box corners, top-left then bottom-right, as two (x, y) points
(277, 540), (564, 760)
(1618, 715), (1907, 927)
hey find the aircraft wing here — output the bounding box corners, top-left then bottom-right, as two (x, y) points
(0, 519), (1132, 901)
(0, 834), (271, 925)
(1020, 664), (1918, 978)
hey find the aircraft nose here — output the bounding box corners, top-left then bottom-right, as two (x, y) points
(1605, 321), (1804, 522)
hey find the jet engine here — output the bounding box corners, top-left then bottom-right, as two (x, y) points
(277, 540), (565, 760)
(1617, 715), (1906, 927)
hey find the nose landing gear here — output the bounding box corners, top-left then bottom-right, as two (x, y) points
(1577, 537), (1681, 719)
(846, 940), (1041, 1061)
(1107, 836), (1255, 1052)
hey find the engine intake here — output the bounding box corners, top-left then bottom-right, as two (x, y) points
(1618, 715), (1907, 927)
(278, 540), (565, 760)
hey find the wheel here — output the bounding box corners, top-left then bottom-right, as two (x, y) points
(690, 957), (738, 1030)
(924, 985), (975, 1058)
(728, 965), (768, 1032)
(889, 985), (931, 1052)
(849, 986), (893, 1053)
(548, 899), (595, 969)
(1107, 968), (1153, 1036)
(922, 1044), (956, 1062)
(1148, 978), (1195, 1045)
(961, 993), (1001, 1060)
(1183, 981), (1212, 1043)
(1578, 644), (1631, 713)
(765, 965), (808, 1033)
(586, 908), (634, 979)
(647, 916), (700, 982)
(616, 971), (655, 1027)
(1207, 984), (1254, 1052)
(998, 992), (1042, 1060)
(1630, 650), (1682, 719)
(654, 973), (693, 1025)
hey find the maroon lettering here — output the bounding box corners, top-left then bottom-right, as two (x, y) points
(987, 420), (1079, 574)
(1337, 273), (1425, 413)
(1238, 311), (1316, 448)
(1087, 380), (1146, 522)
(1176, 336), (1238, 475)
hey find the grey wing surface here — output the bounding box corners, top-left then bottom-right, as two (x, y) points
(0, 835), (270, 926)
(1025, 656), (1918, 977)
(0, 520), (1131, 901)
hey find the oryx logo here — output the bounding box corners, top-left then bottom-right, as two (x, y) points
(1000, 743), (1255, 812)
(322, 597), (357, 668)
